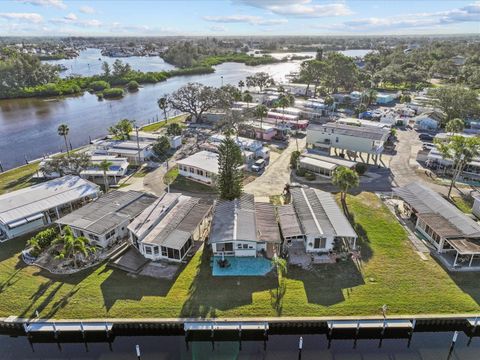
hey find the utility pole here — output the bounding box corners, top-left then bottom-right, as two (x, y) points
(221, 76), (224, 87)
(135, 126), (141, 165)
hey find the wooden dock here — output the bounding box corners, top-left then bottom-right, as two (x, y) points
(328, 319), (413, 331)
(185, 321), (268, 332)
(24, 321), (113, 335)
(467, 318), (480, 328)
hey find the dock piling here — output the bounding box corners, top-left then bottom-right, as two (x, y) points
(450, 331), (458, 351)
(135, 344), (141, 359)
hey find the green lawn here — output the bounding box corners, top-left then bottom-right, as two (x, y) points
(0, 162), (40, 195)
(140, 114), (187, 132)
(0, 192), (478, 319)
(451, 196), (473, 214)
(165, 166), (216, 193)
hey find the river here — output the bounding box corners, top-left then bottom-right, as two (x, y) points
(1, 331), (480, 359)
(43, 48), (176, 78)
(0, 61), (300, 170)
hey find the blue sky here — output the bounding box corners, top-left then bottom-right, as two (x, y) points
(0, 0), (479, 36)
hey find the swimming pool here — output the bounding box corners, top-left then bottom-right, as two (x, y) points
(212, 256), (273, 276)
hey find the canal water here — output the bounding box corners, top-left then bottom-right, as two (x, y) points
(1, 331), (480, 359)
(0, 48), (372, 170)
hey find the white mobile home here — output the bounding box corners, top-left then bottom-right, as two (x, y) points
(176, 151), (219, 185)
(128, 193), (213, 262)
(0, 176), (100, 241)
(56, 190), (157, 248)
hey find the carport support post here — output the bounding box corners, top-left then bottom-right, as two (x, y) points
(366, 153), (371, 164)
(469, 254), (474, 267)
(453, 252), (459, 267)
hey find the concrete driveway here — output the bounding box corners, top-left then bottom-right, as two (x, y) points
(244, 137), (306, 197)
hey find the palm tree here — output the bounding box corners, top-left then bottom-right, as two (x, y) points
(332, 166), (360, 212)
(57, 124), (70, 157)
(253, 105), (268, 139)
(54, 226), (94, 268)
(238, 80), (245, 93)
(98, 160), (113, 193)
(157, 96), (169, 122)
(271, 253), (288, 314)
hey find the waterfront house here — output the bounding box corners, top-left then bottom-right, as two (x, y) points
(56, 190), (157, 248)
(128, 193), (213, 262)
(176, 151), (219, 185)
(0, 175), (100, 241)
(394, 182), (480, 268)
(306, 123), (389, 164)
(288, 187), (358, 254)
(80, 155), (129, 186)
(209, 194), (281, 258)
(93, 139), (153, 165)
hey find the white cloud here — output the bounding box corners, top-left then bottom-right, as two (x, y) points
(50, 17), (102, 27)
(79, 6), (95, 14)
(64, 12), (77, 21)
(320, 1), (480, 32)
(236, 0), (353, 17)
(0, 12), (43, 23)
(16, 0), (66, 9)
(203, 15), (287, 25)
(209, 25), (227, 32)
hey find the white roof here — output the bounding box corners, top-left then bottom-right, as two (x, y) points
(0, 175), (99, 226)
(177, 151), (219, 175)
(300, 157), (337, 171)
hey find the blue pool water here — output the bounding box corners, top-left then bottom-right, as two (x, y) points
(212, 256), (273, 276)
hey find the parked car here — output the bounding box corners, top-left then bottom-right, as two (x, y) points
(251, 159), (266, 172)
(422, 143), (435, 151)
(419, 133), (434, 141)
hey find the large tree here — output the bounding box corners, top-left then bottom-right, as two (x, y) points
(152, 136), (171, 160)
(54, 226), (95, 268)
(157, 96), (169, 120)
(108, 119), (134, 140)
(98, 159), (113, 193)
(41, 152), (91, 177)
(245, 72), (274, 92)
(217, 136), (243, 200)
(167, 83), (220, 123)
(435, 135), (480, 198)
(253, 104), (268, 133)
(332, 166), (360, 211)
(430, 86), (479, 123)
(445, 118), (465, 134)
(322, 53), (358, 93)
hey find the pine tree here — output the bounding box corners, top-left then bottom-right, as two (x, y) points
(217, 136), (243, 200)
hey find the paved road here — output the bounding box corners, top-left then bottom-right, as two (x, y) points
(244, 137), (306, 197)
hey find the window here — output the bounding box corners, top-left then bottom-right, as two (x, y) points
(105, 229), (115, 240)
(335, 137), (339, 143)
(145, 246), (152, 255)
(189, 167), (195, 173)
(161, 246), (167, 256)
(237, 244), (242, 248)
(197, 169), (204, 176)
(153, 246), (159, 255)
(243, 244), (248, 249)
(314, 237), (326, 248)
(89, 233), (99, 241)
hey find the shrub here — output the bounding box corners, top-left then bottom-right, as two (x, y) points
(290, 150), (300, 169)
(27, 228), (58, 257)
(305, 171), (316, 181)
(102, 88), (124, 99)
(355, 163), (368, 175)
(296, 168), (306, 177)
(127, 80), (139, 92)
(97, 93), (104, 100)
(89, 80), (110, 92)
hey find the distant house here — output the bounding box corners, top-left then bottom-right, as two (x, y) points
(93, 139), (153, 165)
(56, 190), (157, 248)
(287, 187), (358, 253)
(414, 110), (445, 131)
(375, 92), (397, 104)
(176, 150), (219, 185)
(307, 123), (390, 164)
(128, 193), (213, 262)
(80, 155), (129, 186)
(209, 194), (281, 258)
(451, 55), (466, 66)
(0, 175), (100, 241)
(240, 120), (277, 141)
(394, 182), (480, 268)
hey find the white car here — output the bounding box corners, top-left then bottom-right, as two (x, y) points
(251, 159), (266, 172)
